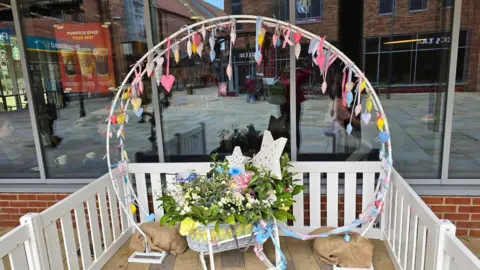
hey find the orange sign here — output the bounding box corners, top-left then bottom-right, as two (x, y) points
(54, 23), (115, 93)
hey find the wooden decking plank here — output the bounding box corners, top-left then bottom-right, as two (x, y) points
(148, 254), (176, 270)
(103, 240), (132, 269)
(284, 238), (319, 270)
(220, 250), (244, 269)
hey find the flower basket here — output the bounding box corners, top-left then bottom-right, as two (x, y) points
(186, 223), (254, 253)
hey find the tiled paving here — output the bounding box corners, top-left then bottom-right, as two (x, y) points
(2, 87), (479, 179)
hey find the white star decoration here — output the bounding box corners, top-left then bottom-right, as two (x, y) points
(251, 130), (287, 179)
(226, 146), (250, 173)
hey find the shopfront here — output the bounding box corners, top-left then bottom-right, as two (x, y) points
(0, 0), (479, 216)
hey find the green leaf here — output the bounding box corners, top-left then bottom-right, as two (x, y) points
(292, 185), (303, 196)
(273, 210), (287, 221)
(235, 214), (247, 224)
(159, 214), (170, 226)
(277, 209), (295, 220)
(214, 221), (221, 233)
(210, 204), (219, 217)
(225, 214), (235, 225)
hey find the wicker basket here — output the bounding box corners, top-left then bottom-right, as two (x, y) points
(186, 223), (254, 253)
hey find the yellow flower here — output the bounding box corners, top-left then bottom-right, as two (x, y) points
(279, 206), (290, 211)
(179, 217), (199, 236)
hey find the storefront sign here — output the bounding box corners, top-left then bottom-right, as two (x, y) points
(239, 52), (255, 59)
(416, 32), (454, 49)
(54, 23), (115, 93)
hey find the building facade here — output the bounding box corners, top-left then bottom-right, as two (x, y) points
(0, 0), (479, 236)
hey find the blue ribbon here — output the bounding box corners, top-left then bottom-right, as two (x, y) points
(253, 222), (287, 270)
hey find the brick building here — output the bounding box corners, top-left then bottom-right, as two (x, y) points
(221, 0), (480, 236)
(224, 0), (479, 92)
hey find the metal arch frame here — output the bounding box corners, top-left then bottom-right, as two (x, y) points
(106, 15), (394, 249)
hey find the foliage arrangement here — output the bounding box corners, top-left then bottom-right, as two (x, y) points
(157, 153), (304, 235)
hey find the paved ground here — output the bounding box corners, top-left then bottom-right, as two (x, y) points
(0, 86), (479, 179)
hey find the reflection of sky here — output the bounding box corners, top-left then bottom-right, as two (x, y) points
(205, 0), (223, 9)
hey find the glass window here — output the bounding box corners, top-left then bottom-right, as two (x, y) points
(409, 0), (427, 11)
(364, 54), (378, 85)
(444, 0), (453, 7)
(379, 0), (394, 14)
(449, 7), (479, 179)
(415, 49), (449, 83)
(149, 0), (293, 162)
(19, 0), (154, 178)
(273, 0), (288, 21)
(296, 0), (322, 23)
(231, 0), (243, 30)
(0, 2), (39, 178)
(365, 37), (379, 53)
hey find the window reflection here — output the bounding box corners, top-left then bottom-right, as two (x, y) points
(0, 1), (39, 177)
(19, 0), (153, 178)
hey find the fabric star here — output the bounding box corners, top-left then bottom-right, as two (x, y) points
(251, 130), (287, 179)
(226, 146), (250, 173)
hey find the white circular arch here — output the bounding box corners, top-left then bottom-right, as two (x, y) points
(105, 15), (393, 245)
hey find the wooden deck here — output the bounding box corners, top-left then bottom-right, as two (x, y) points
(103, 236), (395, 270)
(1, 226), (479, 270)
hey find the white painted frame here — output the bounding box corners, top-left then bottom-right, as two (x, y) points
(0, 163), (479, 269)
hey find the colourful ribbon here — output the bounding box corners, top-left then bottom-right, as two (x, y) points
(282, 26), (293, 49)
(253, 221), (287, 270)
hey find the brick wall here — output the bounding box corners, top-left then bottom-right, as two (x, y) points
(363, 0), (480, 92)
(225, 0), (480, 91)
(224, 0), (339, 39)
(1, 193), (479, 236)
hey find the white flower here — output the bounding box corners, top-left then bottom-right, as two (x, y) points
(192, 193), (199, 199)
(218, 202), (224, 207)
(246, 203), (252, 209)
(183, 206), (191, 212)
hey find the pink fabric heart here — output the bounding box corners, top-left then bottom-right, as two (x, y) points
(193, 33), (201, 46)
(293, 32), (302, 43)
(109, 115), (117, 124)
(321, 81), (327, 94)
(161, 74), (175, 92)
(355, 104), (362, 116)
(226, 64), (232, 80)
(375, 200), (384, 209)
(316, 54), (325, 67)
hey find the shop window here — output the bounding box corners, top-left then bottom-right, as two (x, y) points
(364, 54), (378, 85)
(296, 0), (322, 23)
(379, 0), (394, 14)
(409, 0), (427, 11)
(415, 49), (449, 83)
(273, 0), (288, 21)
(390, 52), (413, 84)
(365, 37), (379, 53)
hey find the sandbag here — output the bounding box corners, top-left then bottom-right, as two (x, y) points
(129, 222), (187, 255)
(310, 227), (373, 268)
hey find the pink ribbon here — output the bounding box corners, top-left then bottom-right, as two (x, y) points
(282, 26), (293, 48)
(341, 69), (347, 107)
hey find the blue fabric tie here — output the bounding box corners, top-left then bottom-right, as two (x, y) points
(253, 222), (287, 270)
